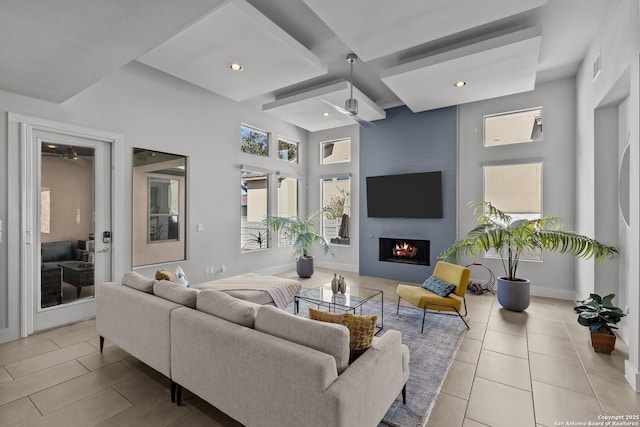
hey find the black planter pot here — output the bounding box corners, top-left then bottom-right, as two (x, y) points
(296, 256), (314, 278)
(497, 277), (530, 312)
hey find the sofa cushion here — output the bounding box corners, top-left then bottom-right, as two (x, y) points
(255, 305), (350, 374)
(121, 271), (155, 293)
(153, 280), (198, 309)
(196, 289), (260, 328)
(309, 308), (377, 362)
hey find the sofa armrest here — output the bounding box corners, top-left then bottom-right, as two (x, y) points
(96, 281), (182, 377)
(324, 330), (407, 426)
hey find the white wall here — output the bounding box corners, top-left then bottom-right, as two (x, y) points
(575, 0), (640, 390)
(307, 125), (360, 272)
(458, 77), (578, 300)
(0, 61), (307, 342)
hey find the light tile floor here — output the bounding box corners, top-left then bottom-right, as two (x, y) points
(0, 268), (637, 426)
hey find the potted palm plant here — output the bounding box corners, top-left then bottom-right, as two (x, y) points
(574, 293), (625, 354)
(265, 211), (332, 278)
(439, 201), (617, 311)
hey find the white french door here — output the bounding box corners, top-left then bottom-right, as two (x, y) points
(22, 124), (113, 333)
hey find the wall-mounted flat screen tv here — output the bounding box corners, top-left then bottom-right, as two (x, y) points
(366, 171), (443, 218)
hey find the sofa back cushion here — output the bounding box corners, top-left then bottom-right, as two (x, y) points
(255, 305), (350, 374)
(196, 289), (260, 328)
(153, 280), (198, 308)
(41, 241), (73, 262)
(121, 271), (155, 293)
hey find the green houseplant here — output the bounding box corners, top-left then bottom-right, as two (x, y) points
(265, 211), (332, 278)
(574, 293), (626, 354)
(440, 201), (617, 311)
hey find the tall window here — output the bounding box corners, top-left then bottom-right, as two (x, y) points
(321, 138), (351, 164)
(484, 161), (543, 260)
(241, 125), (268, 157)
(484, 107), (543, 147)
(241, 169), (269, 252)
(277, 177), (298, 246)
(322, 176), (350, 245)
(278, 137), (298, 163)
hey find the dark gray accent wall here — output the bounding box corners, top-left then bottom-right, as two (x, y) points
(359, 105), (457, 283)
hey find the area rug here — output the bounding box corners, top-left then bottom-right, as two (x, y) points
(290, 300), (467, 427)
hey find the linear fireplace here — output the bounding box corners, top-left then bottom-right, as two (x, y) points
(379, 237), (430, 266)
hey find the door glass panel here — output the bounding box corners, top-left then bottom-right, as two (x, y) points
(40, 142), (95, 308)
(133, 149), (186, 267)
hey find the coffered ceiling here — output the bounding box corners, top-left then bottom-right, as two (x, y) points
(0, 0), (613, 131)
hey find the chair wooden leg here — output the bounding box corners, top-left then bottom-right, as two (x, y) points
(402, 384), (407, 405)
(421, 308), (426, 333)
(396, 296), (401, 314)
(99, 336), (104, 353)
(170, 380), (176, 403)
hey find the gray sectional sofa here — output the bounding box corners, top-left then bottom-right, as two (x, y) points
(96, 272), (410, 427)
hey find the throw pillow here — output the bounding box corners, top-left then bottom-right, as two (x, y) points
(422, 276), (456, 297)
(175, 266), (189, 287)
(309, 308), (377, 362)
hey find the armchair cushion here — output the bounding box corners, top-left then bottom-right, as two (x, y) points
(422, 276), (456, 297)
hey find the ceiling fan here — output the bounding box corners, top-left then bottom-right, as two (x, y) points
(322, 53), (376, 130)
(42, 144), (88, 167)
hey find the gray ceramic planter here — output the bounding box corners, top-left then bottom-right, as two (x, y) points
(497, 277), (530, 311)
(296, 256), (314, 278)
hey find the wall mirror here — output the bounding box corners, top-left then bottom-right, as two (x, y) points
(133, 148), (186, 267)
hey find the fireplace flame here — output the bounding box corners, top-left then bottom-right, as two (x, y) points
(392, 242), (417, 258)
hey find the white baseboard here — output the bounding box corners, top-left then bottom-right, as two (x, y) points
(315, 260), (359, 272)
(624, 360), (640, 391)
(254, 263), (296, 275)
(529, 285), (575, 301)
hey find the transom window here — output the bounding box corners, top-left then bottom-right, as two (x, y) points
(321, 138), (350, 164)
(484, 107), (542, 147)
(241, 125), (268, 157)
(278, 137), (298, 163)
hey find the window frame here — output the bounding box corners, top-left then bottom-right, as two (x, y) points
(321, 175), (351, 246)
(240, 124), (269, 157)
(483, 107), (543, 147)
(320, 138), (351, 165)
(483, 160), (544, 262)
(277, 136), (299, 163)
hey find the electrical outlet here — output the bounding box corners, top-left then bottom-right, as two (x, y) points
(204, 267), (210, 275)
(220, 264), (227, 272)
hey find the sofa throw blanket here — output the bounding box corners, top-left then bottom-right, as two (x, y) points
(194, 275), (301, 309)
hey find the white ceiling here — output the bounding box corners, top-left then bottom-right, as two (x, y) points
(0, 0), (614, 131)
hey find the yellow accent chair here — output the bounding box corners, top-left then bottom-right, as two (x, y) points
(396, 261), (471, 332)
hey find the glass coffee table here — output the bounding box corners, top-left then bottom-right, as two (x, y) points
(294, 284), (384, 334)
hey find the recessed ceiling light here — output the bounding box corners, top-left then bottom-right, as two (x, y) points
(229, 63), (243, 71)
(47, 144), (57, 149)
(323, 112), (332, 117)
(454, 81), (467, 87)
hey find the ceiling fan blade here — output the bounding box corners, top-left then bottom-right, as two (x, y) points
(353, 115), (376, 130)
(320, 98), (375, 129)
(321, 98), (352, 117)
